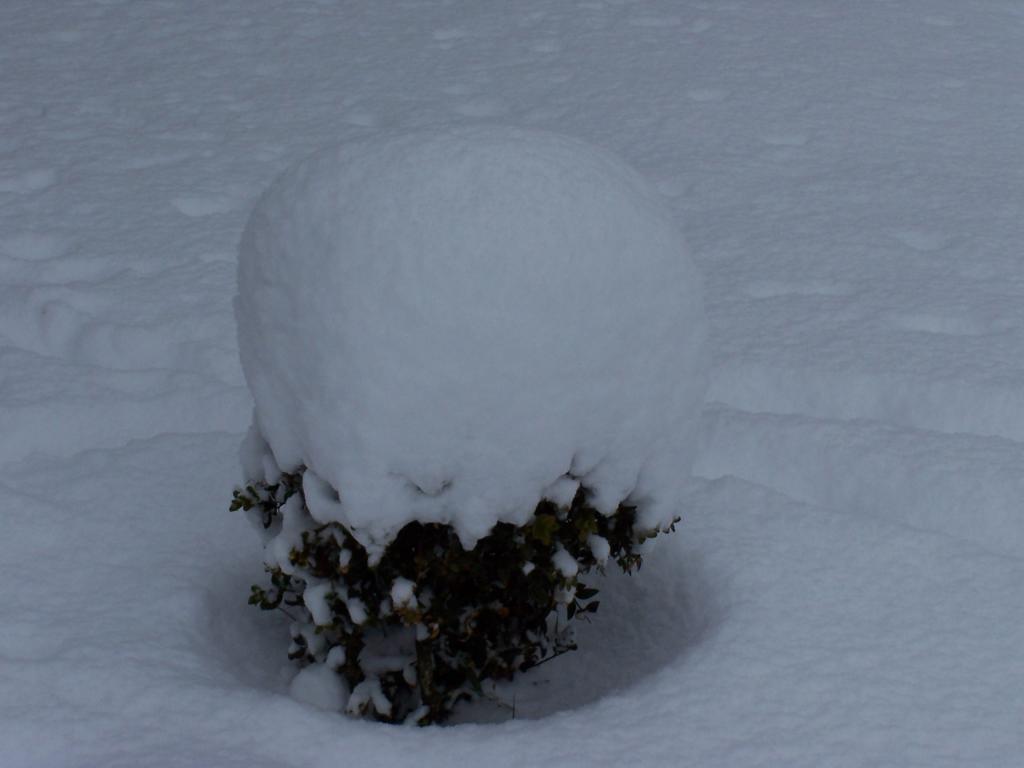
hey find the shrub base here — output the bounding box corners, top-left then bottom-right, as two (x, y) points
(232, 470), (677, 724)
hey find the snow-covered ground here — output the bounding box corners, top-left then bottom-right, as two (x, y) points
(2, 1), (1022, 766)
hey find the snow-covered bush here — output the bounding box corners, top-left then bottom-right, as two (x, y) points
(233, 127), (707, 722)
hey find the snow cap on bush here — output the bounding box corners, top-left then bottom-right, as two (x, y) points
(236, 126), (707, 548)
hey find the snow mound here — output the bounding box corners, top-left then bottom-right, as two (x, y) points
(236, 126), (707, 547)
(289, 663), (350, 712)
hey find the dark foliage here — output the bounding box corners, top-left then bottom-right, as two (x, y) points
(232, 469), (676, 724)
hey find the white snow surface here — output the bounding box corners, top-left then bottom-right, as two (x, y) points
(3, 1), (1024, 766)
(290, 663), (350, 713)
(236, 127), (707, 546)
(390, 577), (417, 609)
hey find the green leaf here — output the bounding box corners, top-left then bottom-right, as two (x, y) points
(530, 513), (558, 546)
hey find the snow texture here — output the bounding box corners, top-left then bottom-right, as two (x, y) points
(552, 546), (580, 578)
(390, 577), (417, 609)
(236, 127), (708, 547)
(302, 581), (334, 627)
(290, 663), (350, 712)
(2, 1), (1024, 766)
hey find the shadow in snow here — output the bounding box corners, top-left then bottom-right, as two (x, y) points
(452, 537), (722, 723)
(202, 536), (722, 724)
(200, 564), (293, 694)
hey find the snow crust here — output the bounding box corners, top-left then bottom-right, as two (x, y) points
(236, 127), (708, 546)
